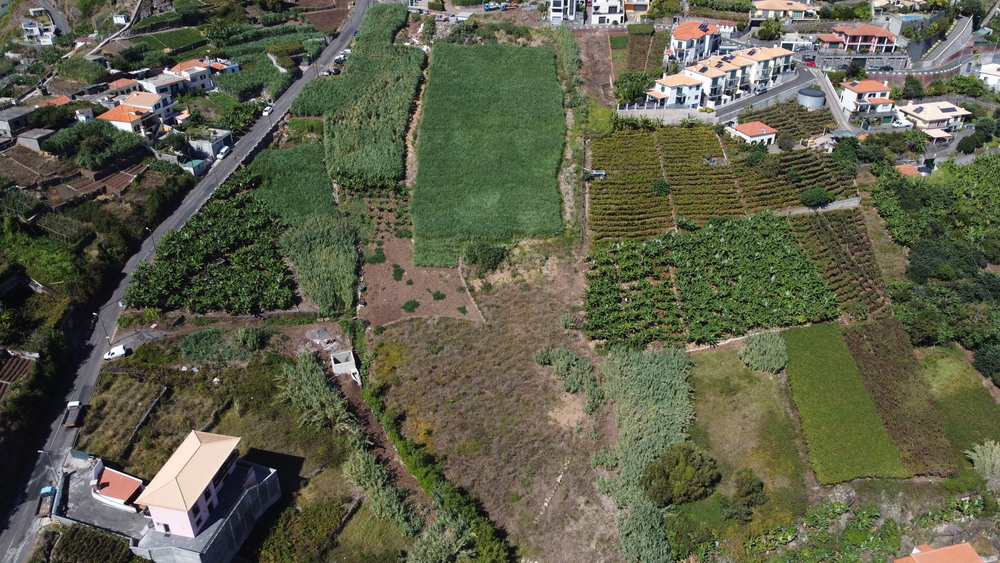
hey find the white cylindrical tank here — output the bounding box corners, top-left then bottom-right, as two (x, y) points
(797, 88), (826, 109)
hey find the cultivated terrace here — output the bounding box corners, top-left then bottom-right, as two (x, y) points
(3, 1), (1000, 563)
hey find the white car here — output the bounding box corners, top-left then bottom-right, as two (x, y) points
(103, 345), (129, 360)
(217, 145), (231, 159)
(262, 105), (274, 117)
(341, 49), (352, 55)
(892, 120), (912, 129)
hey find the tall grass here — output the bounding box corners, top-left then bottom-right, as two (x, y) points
(411, 43), (564, 265)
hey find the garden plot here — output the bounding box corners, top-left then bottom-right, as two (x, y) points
(783, 323), (909, 484)
(411, 43), (564, 267)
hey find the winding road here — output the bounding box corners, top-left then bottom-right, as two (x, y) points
(0, 1), (374, 560)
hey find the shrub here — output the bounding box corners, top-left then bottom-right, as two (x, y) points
(58, 57), (108, 84)
(738, 331), (788, 373)
(235, 326), (271, 351)
(974, 341), (1000, 383)
(639, 441), (720, 507)
(733, 468), (767, 507)
(966, 440), (1000, 485)
(777, 131), (796, 151)
(366, 247), (387, 264)
(402, 300), (420, 312)
(180, 329), (250, 362)
(462, 242), (507, 276)
(800, 187), (834, 207)
(432, 291), (446, 301)
(785, 168), (802, 186)
(428, 0), (444, 9)
(651, 177), (671, 196)
(535, 347), (603, 412)
(976, 116), (997, 139)
(957, 135), (981, 154)
(392, 263), (405, 281)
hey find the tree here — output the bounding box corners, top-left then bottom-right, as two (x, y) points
(800, 187), (834, 207)
(785, 168), (802, 185)
(901, 75), (925, 100)
(28, 105), (73, 129)
(614, 72), (656, 103)
(777, 131), (795, 151)
(845, 60), (867, 81)
(640, 442), (721, 507)
(757, 19), (782, 41)
(976, 116), (996, 140)
(974, 341), (1000, 385)
(957, 135), (980, 154)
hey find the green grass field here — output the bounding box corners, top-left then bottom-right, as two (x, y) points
(250, 142), (335, 225)
(783, 323), (909, 484)
(411, 43), (564, 266)
(921, 345), (1000, 484)
(686, 348), (808, 531)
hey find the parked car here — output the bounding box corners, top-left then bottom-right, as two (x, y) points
(62, 401), (83, 427)
(334, 56), (346, 64)
(262, 105), (274, 116)
(217, 145), (231, 159)
(804, 60), (816, 66)
(892, 120), (913, 129)
(341, 49), (352, 55)
(321, 69), (331, 76)
(880, 65), (894, 71)
(103, 345), (129, 360)
(331, 68), (341, 75)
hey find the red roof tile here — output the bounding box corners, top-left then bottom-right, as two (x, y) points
(96, 468), (143, 502)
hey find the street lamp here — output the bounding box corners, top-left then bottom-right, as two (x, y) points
(92, 312), (109, 343)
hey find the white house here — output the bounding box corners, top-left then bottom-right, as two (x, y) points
(549, 0), (577, 24)
(112, 13), (128, 25)
(896, 101), (971, 133)
(727, 121), (777, 145)
(169, 59), (214, 91)
(977, 63), (1000, 92)
(20, 17), (55, 45)
(97, 104), (153, 135)
(839, 79), (894, 122)
(679, 46), (793, 107)
(589, 0), (624, 24)
(645, 74), (703, 108)
(750, 0), (817, 21)
(669, 22), (721, 65)
(120, 91), (177, 124)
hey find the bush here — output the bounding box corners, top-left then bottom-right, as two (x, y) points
(58, 57), (108, 84)
(738, 331), (788, 373)
(800, 187), (834, 207)
(777, 131), (795, 151)
(428, 0), (444, 9)
(651, 177), (671, 196)
(462, 242), (507, 276)
(785, 168), (802, 185)
(402, 300), (420, 312)
(640, 441), (720, 507)
(976, 116), (996, 139)
(534, 347), (603, 412)
(974, 341), (1000, 383)
(235, 326), (271, 351)
(966, 440), (1000, 484)
(957, 134), (981, 154)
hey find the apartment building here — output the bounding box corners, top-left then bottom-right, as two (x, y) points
(818, 24), (899, 53)
(839, 79), (895, 121)
(669, 22), (721, 65)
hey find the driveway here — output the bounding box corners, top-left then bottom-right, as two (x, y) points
(33, 0), (69, 35)
(774, 196), (862, 216)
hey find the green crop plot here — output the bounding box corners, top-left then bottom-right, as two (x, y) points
(783, 323), (909, 484)
(411, 43), (564, 266)
(131, 27), (204, 52)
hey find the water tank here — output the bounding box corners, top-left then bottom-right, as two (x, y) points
(797, 88), (826, 109)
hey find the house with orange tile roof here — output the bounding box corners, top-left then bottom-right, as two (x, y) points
(669, 22), (721, 65)
(36, 95), (71, 107)
(674, 45), (793, 107)
(727, 120), (778, 145)
(894, 542), (984, 563)
(98, 104), (154, 135)
(819, 24), (899, 53)
(91, 458), (144, 510)
(751, 0), (817, 20)
(895, 163), (921, 177)
(107, 77), (141, 95)
(121, 91), (177, 124)
(839, 79), (895, 122)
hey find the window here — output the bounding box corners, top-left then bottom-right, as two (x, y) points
(163, 523), (170, 534)
(192, 503), (202, 517)
(203, 489), (211, 501)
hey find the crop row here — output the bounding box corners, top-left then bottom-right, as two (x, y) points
(842, 318), (958, 476)
(788, 208), (890, 320)
(737, 100), (837, 141)
(584, 213), (837, 346)
(590, 130), (672, 240)
(738, 150), (855, 211)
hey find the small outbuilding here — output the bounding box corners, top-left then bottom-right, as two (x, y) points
(727, 121), (778, 145)
(16, 128), (54, 152)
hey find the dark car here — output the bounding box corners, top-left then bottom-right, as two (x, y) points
(880, 65), (894, 71)
(331, 68), (341, 75)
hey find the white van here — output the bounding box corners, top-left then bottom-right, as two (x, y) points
(103, 345), (129, 360)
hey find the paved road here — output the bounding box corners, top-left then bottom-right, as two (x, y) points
(774, 196), (862, 216)
(714, 68), (816, 122)
(34, 0), (69, 35)
(922, 16), (973, 68)
(0, 1), (374, 560)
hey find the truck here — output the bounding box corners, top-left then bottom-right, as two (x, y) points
(62, 401), (82, 428)
(36, 486), (56, 517)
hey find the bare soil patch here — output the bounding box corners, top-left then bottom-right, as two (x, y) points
(359, 233), (481, 327)
(306, 8), (349, 32)
(577, 32), (615, 107)
(373, 249), (622, 561)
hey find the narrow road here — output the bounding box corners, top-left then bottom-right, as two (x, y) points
(804, 65), (855, 132)
(34, 0), (69, 35)
(0, 1), (374, 560)
(774, 196), (861, 216)
(922, 16), (972, 67)
(714, 69), (816, 122)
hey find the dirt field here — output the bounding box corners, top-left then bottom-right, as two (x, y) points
(576, 32), (615, 107)
(359, 233), (481, 327)
(306, 8), (349, 32)
(372, 248), (622, 561)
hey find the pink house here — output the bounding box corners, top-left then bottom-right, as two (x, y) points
(135, 431), (241, 538)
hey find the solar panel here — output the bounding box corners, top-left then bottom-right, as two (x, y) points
(700, 66), (709, 72)
(914, 107), (924, 113)
(941, 107), (957, 113)
(748, 49), (756, 55)
(716, 62), (723, 67)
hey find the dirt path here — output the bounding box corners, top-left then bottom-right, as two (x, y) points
(576, 32), (615, 106)
(774, 196), (862, 217)
(404, 67), (429, 187)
